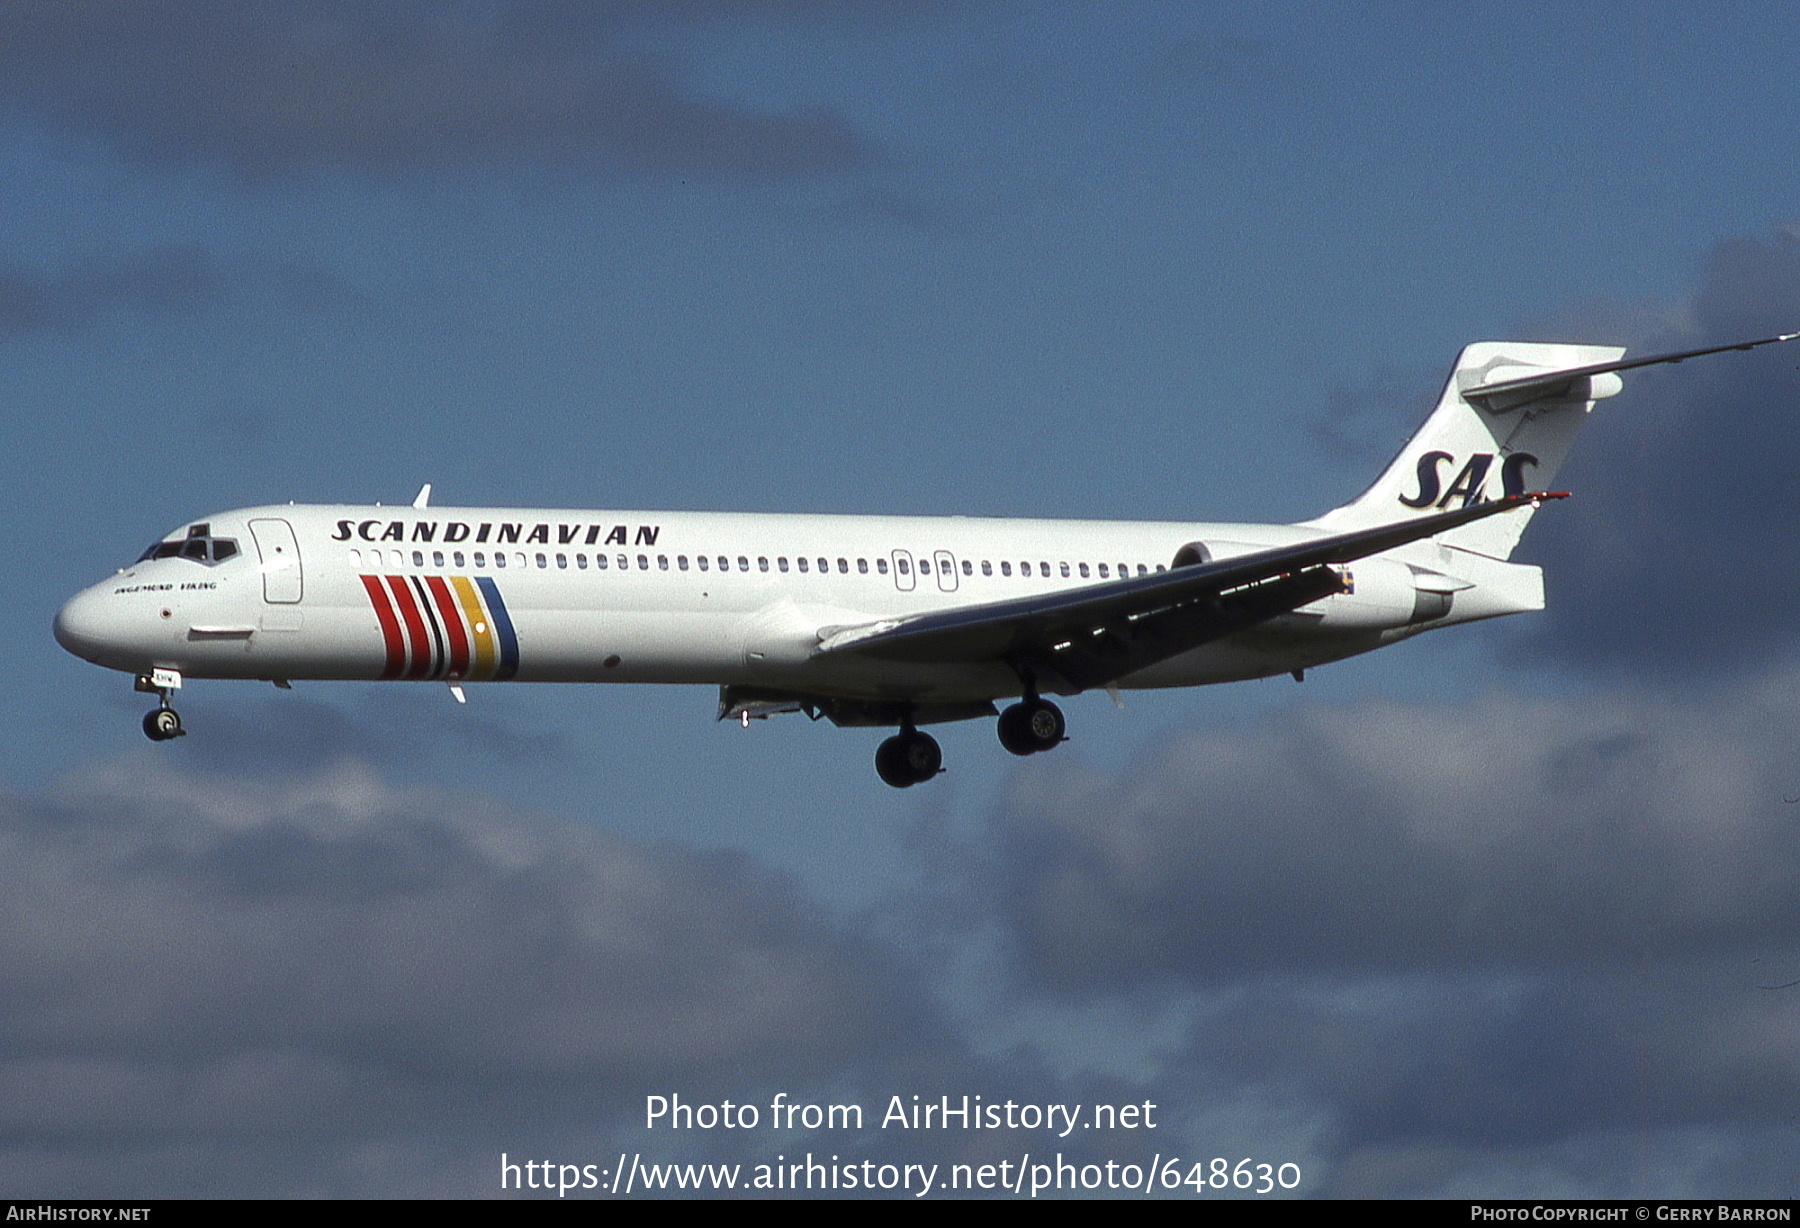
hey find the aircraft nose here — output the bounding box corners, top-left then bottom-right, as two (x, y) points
(54, 585), (121, 664)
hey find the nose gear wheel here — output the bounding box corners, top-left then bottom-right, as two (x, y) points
(143, 707), (184, 741)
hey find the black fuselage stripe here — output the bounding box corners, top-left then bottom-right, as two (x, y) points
(409, 575), (446, 679)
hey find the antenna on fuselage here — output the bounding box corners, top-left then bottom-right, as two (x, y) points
(412, 483), (432, 509)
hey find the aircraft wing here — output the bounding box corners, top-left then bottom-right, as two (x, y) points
(815, 492), (1561, 691)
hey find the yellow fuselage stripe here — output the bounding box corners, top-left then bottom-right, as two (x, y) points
(450, 575), (497, 681)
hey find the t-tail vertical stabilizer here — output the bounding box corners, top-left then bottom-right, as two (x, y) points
(1309, 342), (1623, 560)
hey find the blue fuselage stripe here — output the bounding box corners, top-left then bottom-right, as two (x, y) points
(475, 576), (520, 680)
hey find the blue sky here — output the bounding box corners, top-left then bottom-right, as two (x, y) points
(8, 0), (1800, 1198)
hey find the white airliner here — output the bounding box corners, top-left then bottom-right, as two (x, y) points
(54, 334), (1793, 786)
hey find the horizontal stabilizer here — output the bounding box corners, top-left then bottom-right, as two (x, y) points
(1463, 332), (1799, 411)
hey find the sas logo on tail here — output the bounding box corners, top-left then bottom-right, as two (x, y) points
(1399, 451), (1538, 509)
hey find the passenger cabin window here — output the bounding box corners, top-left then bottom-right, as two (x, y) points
(577, 554), (587, 569)
(1078, 562), (1089, 578)
(740, 556), (751, 571)
(796, 557), (807, 573)
(596, 554), (607, 569)
(981, 561), (992, 576)
(758, 557), (769, 572)
(638, 554), (649, 570)
(820, 558), (830, 573)
(658, 555), (669, 570)
(1001, 561), (1012, 576)
(876, 558), (889, 574)
(962, 560), (972, 576)
(413, 550), (425, 567)
(678, 555), (688, 570)
(1060, 562), (1070, 578)
(777, 557), (789, 572)
(838, 558), (849, 573)
(496, 553), (507, 568)
(858, 559), (869, 574)
(435, 551), (446, 567)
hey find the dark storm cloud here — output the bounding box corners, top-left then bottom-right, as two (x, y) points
(988, 681), (1800, 988)
(1170, 967), (1800, 1197)
(0, 761), (924, 1194)
(0, 246), (365, 334)
(1310, 229), (1800, 679)
(967, 681), (1800, 1196)
(0, 1), (873, 177)
(1519, 231), (1800, 676)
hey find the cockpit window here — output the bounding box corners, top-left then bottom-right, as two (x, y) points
(136, 526), (242, 566)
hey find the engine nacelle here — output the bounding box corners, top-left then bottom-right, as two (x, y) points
(1308, 557), (1455, 629)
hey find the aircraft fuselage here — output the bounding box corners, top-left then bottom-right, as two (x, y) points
(54, 502), (1540, 705)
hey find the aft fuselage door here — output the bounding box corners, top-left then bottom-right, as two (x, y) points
(934, 550), (958, 592)
(249, 518), (303, 603)
(891, 549), (916, 592)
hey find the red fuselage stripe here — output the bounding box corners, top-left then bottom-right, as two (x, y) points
(385, 575), (433, 681)
(360, 574), (406, 680)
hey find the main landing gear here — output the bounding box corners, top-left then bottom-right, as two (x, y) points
(873, 697), (1070, 787)
(996, 697), (1065, 756)
(136, 672), (185, 742)
(875, 725), (942, 788)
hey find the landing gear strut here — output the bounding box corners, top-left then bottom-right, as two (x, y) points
(136, 672), (185, 742)
(875, 724), (942, 788)
(997, 697), (1065, 756)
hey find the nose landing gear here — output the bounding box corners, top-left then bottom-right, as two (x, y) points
(135, 671), (185, 742)
(142, 706), (183, 741)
